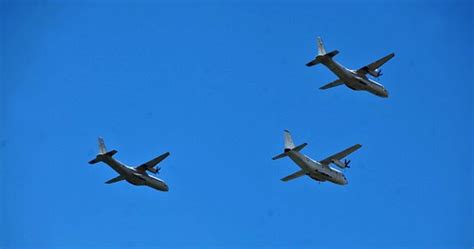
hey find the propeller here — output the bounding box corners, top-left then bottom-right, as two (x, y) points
(375, 69), (383, 79)
(378, 69), (383, 77)
(155, 167), (161, 174)
(344, 159), (351, 168)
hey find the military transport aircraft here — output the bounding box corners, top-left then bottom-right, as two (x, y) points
(306, 37), (394, 98)
(272, 130), (361, 185)
(88, 137), (170, 192)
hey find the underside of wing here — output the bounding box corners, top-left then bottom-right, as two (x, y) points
(105, 175), (126, 184)
(136, 152), (170, 173)
(357, 53), (395, 75)
(320, 79), (344, 90)
(281, 170), (306, 182)
(320, 144), (362, 165)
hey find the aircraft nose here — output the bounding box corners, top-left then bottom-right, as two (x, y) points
(382, 89), (389, 97)
(163, 184), (169, 192)
(342, 177), (348, 185)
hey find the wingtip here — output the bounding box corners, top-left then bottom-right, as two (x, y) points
(306, 60), (317, 67)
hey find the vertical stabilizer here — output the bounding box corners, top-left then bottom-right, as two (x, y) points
(284, 130), (295, 150)
(306, 36), (338, 67)
(272, 130), (307, 160)
(317, 37), (326, 55)
(98, 137), (107, 154)
(89, 137), (117, 164)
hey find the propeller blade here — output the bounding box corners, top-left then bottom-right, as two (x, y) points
(344, 159), (351, 168)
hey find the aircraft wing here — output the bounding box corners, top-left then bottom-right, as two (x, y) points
(320, 144), (362, 165)
(135, 152), (170, 173)
(356, 53), (395, 75)
(105, 175), (126, 184)
(281, 170), (306, 182)
(320, 79), (344, 90)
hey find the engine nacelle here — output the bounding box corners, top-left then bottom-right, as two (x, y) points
(331, 159), (348, 169)
(368, 68), (382, 77)
(147, 166), (160, 174)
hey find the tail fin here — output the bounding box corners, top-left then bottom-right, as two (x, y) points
(317, 37), (326, 55)
(89, 137), (117, 164)
(284, 130), (295, 150)
(272, 130), (307, 160)
(306, 37), (339, 67)
(98, 137), (107, 154)
(317, 37), (339, 57)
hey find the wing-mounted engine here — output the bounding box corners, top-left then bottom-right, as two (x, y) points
(368, 68), (382, 77)
(149, 166), (161, 174)
(356, 53), (394, 77)
(359, 67), (382, 78)
(331, 159), (351, 169)
(135, 152), (170, 174)
(320, 144), (361, 168)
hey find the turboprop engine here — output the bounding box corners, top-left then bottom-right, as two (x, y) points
(368, 68), (382, 77)
(331, 159), (351, 169)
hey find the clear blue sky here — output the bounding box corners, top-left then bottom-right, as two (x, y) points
(1, 1), (472, 249)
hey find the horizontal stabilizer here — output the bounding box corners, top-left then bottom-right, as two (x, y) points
(88, 158), (101, 164)
(292, 143), (307, 152)
(105, 175), (126, 184)
(320, 79), (344, 90)
(281, 170), (306, 182)
(306, 51), (339, 67)
(306, 57), (322, 67)
(105, 150), (117, 157)
(272, 152), (288, 160)
(88, 150), (118, 164)
(325, 50), (339, 58)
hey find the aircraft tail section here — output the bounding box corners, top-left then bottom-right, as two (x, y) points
(317, 37), (326, 55)
(284, 130), (295, 150)
(272, 130), (307, 160)
(306, 37), (339, 67)
(89, 137), (117, 164)
(98, 137), (107, 154)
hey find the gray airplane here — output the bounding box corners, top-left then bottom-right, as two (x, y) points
(89, 137), (170, 192)
(306, 37), (394, 98)
(272, 130), (361, 185)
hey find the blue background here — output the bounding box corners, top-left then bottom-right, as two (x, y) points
(1, 1), (472, 249)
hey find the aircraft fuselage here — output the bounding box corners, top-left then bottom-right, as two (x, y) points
(99, 155), (169, 191)
(319, 56), (389, 98)
(286, 150), (347, 185)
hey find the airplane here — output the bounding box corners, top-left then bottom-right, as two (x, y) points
(306, 37), (394, 98)
(88, 137), (170, 192)
(272, 130), (362, 185)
